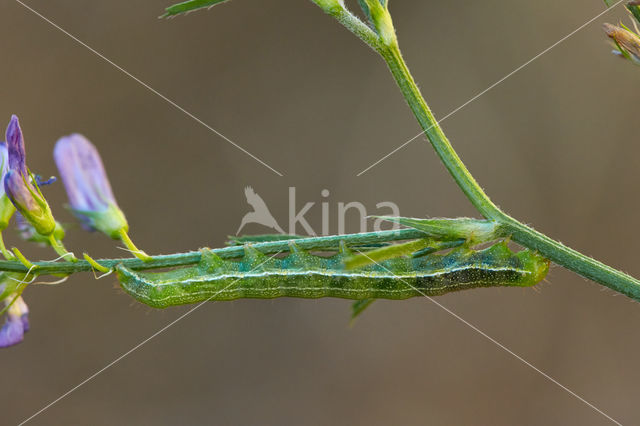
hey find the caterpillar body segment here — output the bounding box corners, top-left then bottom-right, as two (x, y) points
(116, 242), (549, 309)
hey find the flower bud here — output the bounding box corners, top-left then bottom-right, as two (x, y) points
(361, 0), (396, 46)
(0, 143), (16, 230)
(54, 134), (128, 239)
(314, 0), (344, 13)
(15, 212), (65, 244)
(603, 22), (640, 64)
(3, 116), (56, 236)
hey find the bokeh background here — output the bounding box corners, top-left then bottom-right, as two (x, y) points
(1, 1), (639, 424)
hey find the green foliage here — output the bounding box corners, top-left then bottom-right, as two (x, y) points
(351, 298), (375, 320)
(344, 238), (466, 269)
(376, 217), (500, 243)
(161, 0), (231, 18)
(628, 3), (640, 25)
(345, 239), (433, 269)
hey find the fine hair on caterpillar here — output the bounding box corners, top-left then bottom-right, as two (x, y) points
(116, 241), (549, 309)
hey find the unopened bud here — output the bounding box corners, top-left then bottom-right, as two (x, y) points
(603, 22), (640, 64)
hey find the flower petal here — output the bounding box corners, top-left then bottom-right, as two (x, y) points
(0, 317), (24, 348)
(54, 134), (117, 213)
(5, 115), (27, 175)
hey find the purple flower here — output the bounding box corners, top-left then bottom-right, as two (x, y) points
(0, 142), (8, 191)
(0, 317), (24, 348)
(0, 142), (16, 229)
(54, 134), (128, 238)
(6, 115), (26, 175)
(20, 312), (29, 332)
(0, 295), (29, 349)
(3, 115), (56, 236)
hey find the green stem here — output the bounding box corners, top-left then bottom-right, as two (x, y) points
(310, 1), (381, 49)
(0, 231), (14, 260)
(118, 229), (152, 262)
(48, 234), (77, 262)
(0, 228), (428, 276)
(332, 10), (640, 300)
(379, 46), (502, 219)
(501, 217), (640, 300)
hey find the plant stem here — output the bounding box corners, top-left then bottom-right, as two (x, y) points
(48, 234), (77, 262)
(501, 217), (640, 300)
(118, 229), (152, 262)
(358, 29), (640, 300)
(0, 228), (428, 276)
(0, 231), (14, 260)
(379, 47), (502, 218)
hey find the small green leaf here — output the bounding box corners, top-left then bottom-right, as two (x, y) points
(161, 0), (231, 18)
(358, 0), (390, 32)
(358, 0), (374, 27)
(412, 239), (465, 258)
(613, 38), (633, 61)
(351, 299), (375, 321)
(374, 217), (500, 243)
(628, 3), (640, 26)
(345, 238), (465, 269)
(344, 239), (432, 269)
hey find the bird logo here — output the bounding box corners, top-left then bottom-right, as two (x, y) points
(236, 186), (285, 235)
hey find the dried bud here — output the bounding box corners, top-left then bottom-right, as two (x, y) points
(603, 22), (640, 64)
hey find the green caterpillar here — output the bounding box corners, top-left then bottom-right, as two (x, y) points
(116, 241), (549, 309)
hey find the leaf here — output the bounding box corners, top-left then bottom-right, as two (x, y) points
(374, 217), (500, 243)
(628, 3), (640, 26)
(412, 239), (465, 258)
(351, 299), (375, 322)
(345, 238), (465, 269)
(357, 0), (388, 30)
(357, 0), (374, 27)
(344, 239), (433, 269)
(161, 0), (231, 18)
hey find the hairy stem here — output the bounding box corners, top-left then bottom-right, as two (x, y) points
(48, 234), (77, 262)
(0, 228), (428, 275)
(337, 11), (640, 300)
(378, 46), (502, 218)
(118, 229), (152, 262)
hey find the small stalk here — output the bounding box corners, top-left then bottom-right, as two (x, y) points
(118, 229), (152, 262)
(0, 231), (14, 260)
(47, 234), (77, 262)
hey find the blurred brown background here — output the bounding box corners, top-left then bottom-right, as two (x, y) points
(1, 0), (639, 424)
